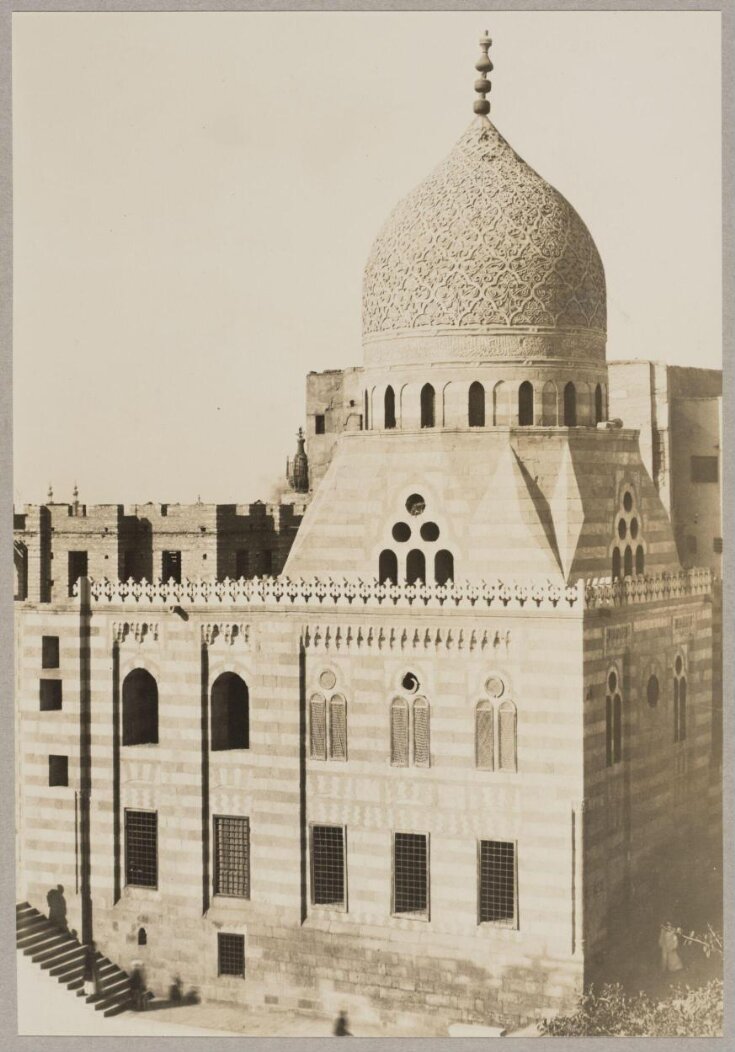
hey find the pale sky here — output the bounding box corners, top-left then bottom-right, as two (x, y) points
(12, 11), (721, 506)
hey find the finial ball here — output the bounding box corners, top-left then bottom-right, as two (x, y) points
(473, 99), (491, 116)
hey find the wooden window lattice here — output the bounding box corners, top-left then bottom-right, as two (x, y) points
(391, 699), (409, 766)
(329, 696), (347, 760)
(310, 695), (327, 760)
(214, 815), (250, 899)
(413, 698), (430, 767)
(476, 702), (494, 770)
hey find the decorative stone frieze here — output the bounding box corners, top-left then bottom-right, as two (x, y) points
(302, 623), (512, 653)
(200, 622), (250, 646)
(112, 621), (159, 644)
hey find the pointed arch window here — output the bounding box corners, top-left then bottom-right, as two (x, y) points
(518, 382), (534, 427)
(594, 383), (603, 424)
(420, 384), (435, 428)
(434, 549), (454, 586)
(605, 668), (622, 766)
(384, 386), (396, 429)
(390, 698), (409, 766)
(623, 545), (633, 577)
(329, 694), (347, 760)
(211, 672), (249, 751)
(674, 656), (687, 743)
(413, 697), (430, 767)
(612, 547), (622, 581)
(635, 545), (645, 575)
(468, 382), (485, 427)
(563, 382), (577, 427)
(122, 668), (159, 746)
(310, 694), (327, 760)
(498, 701), (517, 771)
(475, 700), (494, 770)
(406, 549), (426, 585)
(379, 549), (398, 585)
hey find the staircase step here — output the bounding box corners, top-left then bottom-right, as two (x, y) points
(16, 925), (58, 951)
(51, 958), (85, 980)
(16, 915), (49, 936)
(35, 940), (82, 966)
(39, 946), (84, 971)
(104, 998), (132, 1018)
(95, 988), (134, 1013)
(22, 932), (70, 956)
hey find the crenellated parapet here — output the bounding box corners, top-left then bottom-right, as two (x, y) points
(80, 569), (711, 611)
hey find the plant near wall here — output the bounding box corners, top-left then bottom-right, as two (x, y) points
(539, 980), (723, 1037)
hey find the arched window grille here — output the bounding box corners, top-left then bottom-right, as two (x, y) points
(434, 549), (454, 586)
(211, 672), (249, 751)
(475, 700), (494, 770)
(612, 547), (621, 581)
(468, 382), (485, 427)
(384, 386), (396, 429)
(420, 384), (435, 428)
(122, 668), (159, 746)
(542, 381), (557, 425)
(379, 549), (398, 585)
(518, 381), (534, 426)
(563, 382), (577, 427)
(310, 693), (327, 759)
(406, 549), (426, 585)
(329, 694), (347, 760)
(390, 698), (409, 766)
(623, 545), (633, 577)
(635, 545), (645, 575)
(605, 667), (622, 766)
(498, 701), (517, 772)
(594, 383), (603, 424)
(412, 697), (430, 767)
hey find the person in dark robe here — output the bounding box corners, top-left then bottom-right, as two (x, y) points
(333, 1011), (352, 1036)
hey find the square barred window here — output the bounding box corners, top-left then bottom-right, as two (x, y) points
(217, 932), (245, 978)
(479, 839), (517, 926)
(214, 816), (250, 898)
(39, 679), (62, 711)
(125, 809), (158, 888)
(48, 755), (68, 787)
(393, 832), (428, 917)
(311, 825), (345, 907)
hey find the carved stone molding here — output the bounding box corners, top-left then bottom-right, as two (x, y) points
(201, 622), (250, 647)
(302, 623), (511, 653)
(113, 621), (159, 644)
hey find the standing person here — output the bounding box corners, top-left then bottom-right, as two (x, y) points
(82, 941), (97, 999)
(333, 1010), (352, 1036)
(130, 960), (146, 1010)
(658, 923), (684, 973)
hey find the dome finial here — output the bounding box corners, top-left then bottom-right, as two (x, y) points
(474, 30), (493, 117)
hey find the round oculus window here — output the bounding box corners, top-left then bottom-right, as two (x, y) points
(392, 522), (411, 542)
(485, 675), (504, 698)
(405, 494), (426, 517)
(420, 522), (440, 542)
(319, 669), (337, 691)
(401, 672), (420, 694)
(623, 491), (633, 513)
(675, 655), (683, 676)
(608, 670), (618, 693)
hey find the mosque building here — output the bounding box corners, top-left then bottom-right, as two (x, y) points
(14, 34), (722, 1029)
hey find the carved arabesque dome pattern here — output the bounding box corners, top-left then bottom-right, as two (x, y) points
(363, 119), (606, 337)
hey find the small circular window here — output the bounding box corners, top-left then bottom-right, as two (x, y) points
(319, 669), (336, 691)
(623, 491), (633, 513)
(675, 655), (683, 676)
(392, 522), (411, 542)
(405, 494), (426, 517)
(485, 675), (504, 698)
(646, 674), (660, 708)
(402, 672), (419, 694)
(618, 518), (627, 539)
(608, 670), (618, 693)
(420, 522), (440, 542)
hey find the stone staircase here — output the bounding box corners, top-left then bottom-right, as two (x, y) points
(16, 902), (134, 1017)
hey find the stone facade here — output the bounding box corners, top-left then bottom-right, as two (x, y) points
(14, 49), (722, 1032)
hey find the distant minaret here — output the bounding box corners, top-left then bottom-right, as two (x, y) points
(289, 428), (309, 493)
(47, 484), (54, 503)
(474, 31), (493, 116)
(72, 483), (80, 516)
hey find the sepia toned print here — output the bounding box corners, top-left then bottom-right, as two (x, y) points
(12, 14), (722, 1039)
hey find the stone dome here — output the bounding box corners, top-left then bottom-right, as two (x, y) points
(362, 117), (606, 357)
